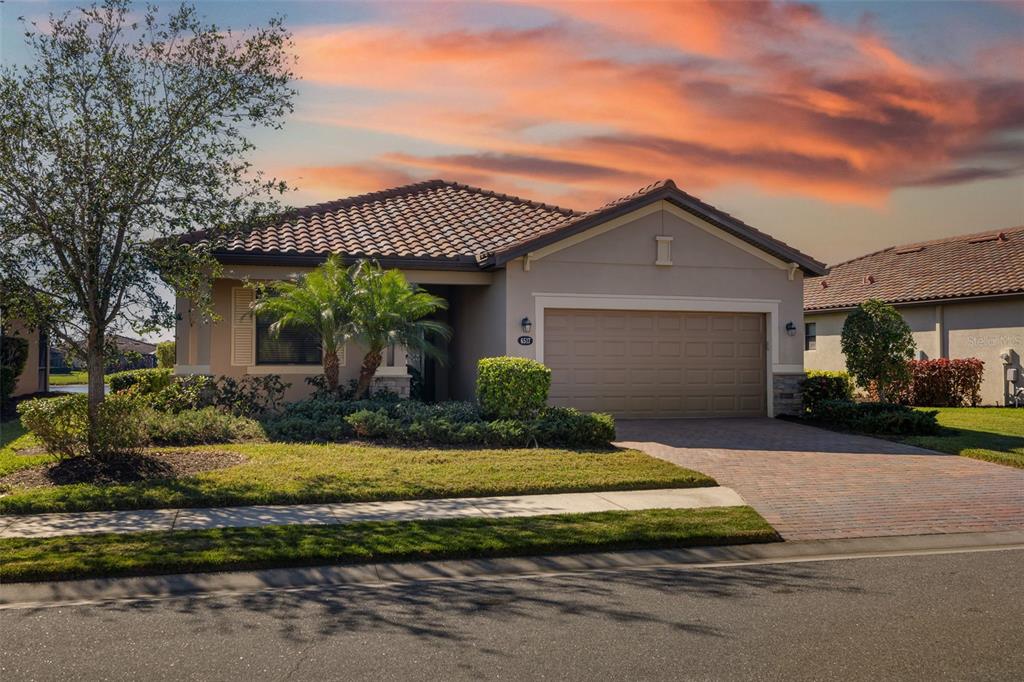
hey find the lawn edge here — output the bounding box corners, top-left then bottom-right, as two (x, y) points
(0, 506), (778, 583)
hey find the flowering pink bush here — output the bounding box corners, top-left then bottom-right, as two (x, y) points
(884, 358), (984, 407)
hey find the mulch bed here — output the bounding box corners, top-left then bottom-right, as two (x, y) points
(0, 450), (247, 489)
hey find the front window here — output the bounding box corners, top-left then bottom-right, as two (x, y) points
(256, 315), (321, 365)
(804, 322), (817, 351)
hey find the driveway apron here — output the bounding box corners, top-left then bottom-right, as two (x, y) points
(617, 418), (1024, 541)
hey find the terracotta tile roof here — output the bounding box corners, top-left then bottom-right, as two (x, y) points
(181, 180), (578, 264)
(181, 177), (823, 274)
(804, 225), (1024, 311)
(483, 179), (826, 275)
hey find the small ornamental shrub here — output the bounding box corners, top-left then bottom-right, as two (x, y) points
(344, 409), (399, 439)
(808, 399), (939, 436)
(17, 393), (147, 459)
(108, 367), (173, 394)
(533, 407), (616, 448)
(477, 357), (552, 419)
(801, 371), (854, 413)
(155, 341), (176, 369)
(149, 374), (217, 413)
(888, 358), (985, 407)
(143, 407), (265, 446)
(213, 374), (290, 418)
(1, 334), (30, 409)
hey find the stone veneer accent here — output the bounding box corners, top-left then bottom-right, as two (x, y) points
(372, 374), (411, 398)
(772, 372), (805, 416)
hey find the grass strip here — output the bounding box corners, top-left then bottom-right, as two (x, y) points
(0, 443), (714, 515)
(0, 506), (776, 583)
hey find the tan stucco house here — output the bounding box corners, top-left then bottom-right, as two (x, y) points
(176, 179), (825, 418)
(804, 226), (1024, 405)
(2, 319), (49, 397)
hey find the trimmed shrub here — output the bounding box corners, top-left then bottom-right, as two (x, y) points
(149, 374), (217, 413)
(155, 341), (176, 369)
(801, 370), (854, 413)
(108, 367), (173, 394)
(476, 357), (552, 419)
(143, 407), (265, 446)
(212, 374), (290, 418)
(263, 397), (615, 448)
(17, 393), (147, 458)
(809, 399), (939, 436)
(533, 407), (616, 448)
(1, 335), (30, 409)
(897, 358), (984, 407)
(345, 409), (399, 439)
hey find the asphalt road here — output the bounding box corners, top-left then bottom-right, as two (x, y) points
(3, 549), (1022, 681)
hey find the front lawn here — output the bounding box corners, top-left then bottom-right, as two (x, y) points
(0, 506), (775, 583)
(0, 441), (714, 514)
(0, 419), (51, 476)
(47, 371), (90, 385)
(903, 407), (1024, 469)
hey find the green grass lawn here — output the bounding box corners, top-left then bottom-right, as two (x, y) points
(0, 506), (775, 583)
(0, 419), (51, 477)
(903, 408), (1024, 469)
(0, 440), (715, 514)
(47, 371), (90, 385)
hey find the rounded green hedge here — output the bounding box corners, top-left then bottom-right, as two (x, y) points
(476, 356), (551, 419)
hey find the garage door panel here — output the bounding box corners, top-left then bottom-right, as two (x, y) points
(545, 309), (766, 418)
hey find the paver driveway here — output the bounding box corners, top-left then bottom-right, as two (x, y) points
(617, 418), (1024, 541)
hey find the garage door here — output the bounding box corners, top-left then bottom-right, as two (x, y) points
(544, 309), (766, 418)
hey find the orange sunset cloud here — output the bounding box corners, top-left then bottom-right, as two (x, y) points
(284, 1), (1024, 208)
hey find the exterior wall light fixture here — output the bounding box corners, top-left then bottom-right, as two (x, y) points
(521, 317), (533, 334)
(785, 321), (797, 336)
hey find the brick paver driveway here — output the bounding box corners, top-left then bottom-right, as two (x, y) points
(617, 418), (1024, 541)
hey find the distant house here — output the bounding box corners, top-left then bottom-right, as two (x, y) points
(804, 226), (1024, 405)
(2, 319), (49, 397)
(49, 334), (158, 374)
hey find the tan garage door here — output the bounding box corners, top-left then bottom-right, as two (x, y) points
(545, 309), (766, 418)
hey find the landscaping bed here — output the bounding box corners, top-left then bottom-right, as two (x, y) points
(0, 449), (246, 489)
(0, 441), (714, 514)
(0, 506), (776, 583)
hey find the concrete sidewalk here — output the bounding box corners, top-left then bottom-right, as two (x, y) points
(0, 486), (745, 539)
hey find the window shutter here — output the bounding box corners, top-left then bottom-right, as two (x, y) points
(231, 287), (255, 366)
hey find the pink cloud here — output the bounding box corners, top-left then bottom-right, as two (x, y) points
(284, 2), (1024, 207)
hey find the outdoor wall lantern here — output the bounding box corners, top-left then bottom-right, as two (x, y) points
(521, 317), (533, 334)
(785, 321), (797, 336)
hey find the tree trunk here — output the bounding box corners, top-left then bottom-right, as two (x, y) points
(323, 350), (339, 391)
(355, 350), (383, 399)
(85, 324), (106, 457)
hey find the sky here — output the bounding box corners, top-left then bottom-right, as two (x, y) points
(2, 1), (1023, 281)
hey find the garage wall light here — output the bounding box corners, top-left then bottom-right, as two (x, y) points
(521, 317), (533, 334)
(785, 321), (797, 336)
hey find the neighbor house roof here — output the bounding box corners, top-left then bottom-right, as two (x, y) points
(804, 225), (1024, 311)
(181, 178), (824, 274)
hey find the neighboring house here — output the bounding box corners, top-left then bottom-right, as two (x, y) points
(2, 319), (49, 397)
(804, 226), (1024, 406)
(176, 179), (825, 418)
(50, 335), (157, 375)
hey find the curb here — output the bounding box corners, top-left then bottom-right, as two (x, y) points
(3, 529), (1023, 608)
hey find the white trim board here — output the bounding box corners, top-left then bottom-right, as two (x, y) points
(532, 293), (789, 417)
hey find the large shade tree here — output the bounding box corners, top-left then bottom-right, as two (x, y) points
(0, 0), (295, 452)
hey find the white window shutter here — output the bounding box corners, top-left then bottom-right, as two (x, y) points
(231, 287), (255, 366)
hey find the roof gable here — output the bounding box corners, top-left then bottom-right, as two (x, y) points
(804, 225), (1024, 310)
(479, 180), (826, 275)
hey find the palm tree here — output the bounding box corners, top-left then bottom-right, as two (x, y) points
(248, 255), (353, 391)
(347, 260), (451, 398)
